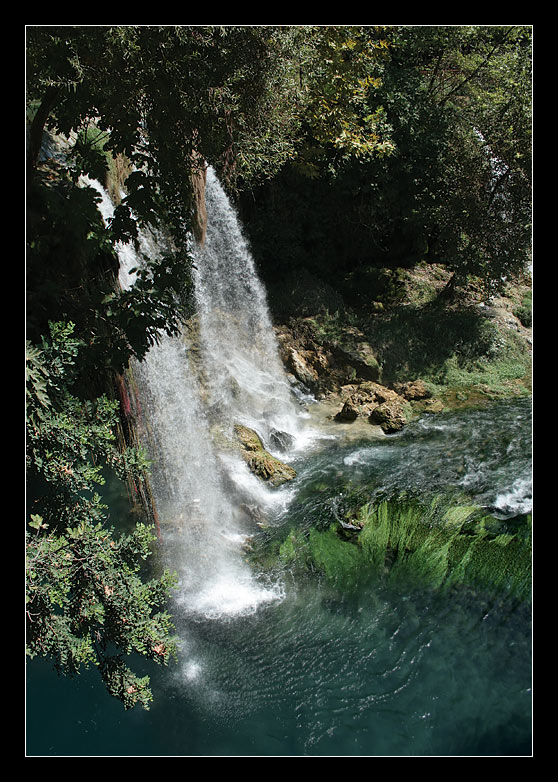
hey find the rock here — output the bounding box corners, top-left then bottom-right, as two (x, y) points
(269, 429), (295, 452)
(334, 383), (382, 421)
(283, 346), (320, 389)
(392, 379), (432, 401)
(331, 333), (381, 382)
(423, 398), (445, 414)
(275, 318), (381, 397)
(334, 399), (360, 422)
(369, 400), (408, 433)
(333, 381), (410, 434)
(234, 424), (296, 487)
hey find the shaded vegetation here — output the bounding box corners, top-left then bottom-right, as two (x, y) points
(26, 321), (179, 709)
(240, 25), (532, 302)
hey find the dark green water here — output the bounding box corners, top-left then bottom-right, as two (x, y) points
(26, 399), (532, 756)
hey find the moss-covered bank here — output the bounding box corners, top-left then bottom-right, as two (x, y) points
(273, 263), (532, 418)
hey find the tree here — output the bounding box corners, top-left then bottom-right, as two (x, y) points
(26, 516), (177, 710)
(27, 27), (302, 219)
(287, 25), (395, 177)
(26, 26), (316, 366)
(382, 25), (532, 291)
(26, 25), (332, 708)
(26, 322), (178, 709)
(240, 25), (532, 299)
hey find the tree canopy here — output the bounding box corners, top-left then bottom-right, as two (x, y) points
(236, 25), (532, 296)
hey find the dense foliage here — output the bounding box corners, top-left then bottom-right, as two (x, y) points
(239, 25), (532, 300)
(26, 321), (178, 708)
(25, 25), (532, 709)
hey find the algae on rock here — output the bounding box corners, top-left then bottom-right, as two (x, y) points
(234, 424), (296, 487)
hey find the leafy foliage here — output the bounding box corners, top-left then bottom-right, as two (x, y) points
(26, 517), (177, 710)
(372, 25), (532, 288)
(290, 26), (395, 176)
(26, 322), (177, 709)
(240, 25), (532, 296)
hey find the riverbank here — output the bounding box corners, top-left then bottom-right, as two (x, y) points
(270, 261), (532, 433)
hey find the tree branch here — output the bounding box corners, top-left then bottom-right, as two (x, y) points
(438, 27), (517, 108)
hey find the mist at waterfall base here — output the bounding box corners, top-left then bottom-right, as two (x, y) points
(26, 172), (532, 757)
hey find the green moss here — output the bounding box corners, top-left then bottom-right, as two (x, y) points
(307, 525), (365, 588)
(257, 496), (531, 602)
(234, 424), (296, 486)
(514, 290), (532, 327)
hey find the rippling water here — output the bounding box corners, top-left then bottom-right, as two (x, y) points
(26, 399), (532, 757)
(27, 576), (531, 756)
(290, 397), (532, 521)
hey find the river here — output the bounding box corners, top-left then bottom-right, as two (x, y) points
(26, 397), (532, 756)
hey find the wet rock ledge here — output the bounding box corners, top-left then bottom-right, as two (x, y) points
(275, 318), (440, 434)
(234, 424), (297, 486)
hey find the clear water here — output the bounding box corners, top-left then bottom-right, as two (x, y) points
(287, 397), (533, 524)
(26, 577), (532, 757)
(26, 400), (532, 758)
(27, 175), (532, 757)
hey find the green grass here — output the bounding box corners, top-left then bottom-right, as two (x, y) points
(309, 293), (531, 404)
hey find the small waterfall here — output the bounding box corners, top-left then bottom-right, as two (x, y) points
(84, 170), (301, 618)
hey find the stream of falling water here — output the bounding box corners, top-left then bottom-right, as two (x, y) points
(84, 170), (307, 619)
(28, 174), (532, 757)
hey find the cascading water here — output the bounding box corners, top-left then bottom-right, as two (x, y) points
(193, 167), (302, 450)
(84, 170), (301, 619)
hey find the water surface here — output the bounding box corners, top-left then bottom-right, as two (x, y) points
(26, 399), (532, 757)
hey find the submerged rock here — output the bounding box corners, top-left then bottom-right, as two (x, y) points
(234, 424), (296, 487)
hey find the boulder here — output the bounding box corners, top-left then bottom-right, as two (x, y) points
(391, 379), (432, 401)
(334, 381), (409, 434)
(275, 318), (381, 397)
(331, 336), (381, 383)
(234, 424), (296, 487)
(283, 346), (320, 389)
(334, 384), (381, 421)
(269, 428), (295, 452)
(369, 400), (408, 433)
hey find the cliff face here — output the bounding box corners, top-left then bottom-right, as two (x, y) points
(271, 264), (532, 433)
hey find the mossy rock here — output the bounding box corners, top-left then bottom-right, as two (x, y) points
(234, 424), (296, 487)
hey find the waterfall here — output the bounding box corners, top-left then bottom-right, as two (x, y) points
(84, 169), (302, 618)
(193, 167), (302, 449)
